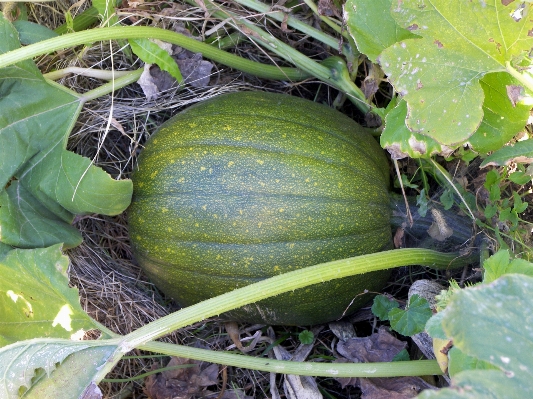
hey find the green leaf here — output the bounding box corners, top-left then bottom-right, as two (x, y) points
(0, 338), (117, 399)
(380, 99), (446, 159)
(129, 38), (183, 83)
(480, 139), (533, 167)
(499, 207), (518, 227)
(345, 0), (418, 63)
(0, 183), (83, 248)
(467, 73), (531, 154)
(23, 343), (118, 399)
(12, 20), (59, 45)
(483, 204), (498, 220)
(298, 330), (314, 345)
(417, 369), (521, 399)
(483, 169), (500, 189)
(483, 249), (533, 284)
(0, 245), (98, 347)
(439, 275), (533, 396)
(388, 294), (432, 336)
(0, 242), (12, 259)
(509, 170), (532, 185)
(424, 311), (447, 341)
(447, 346), (498, 377)
(380, 1), (533, 146)
(439, 189), (454, 211)
(392, 348), (410, 362)
(513, 191), (528, 214)
(416, 189), (429, 217)
(92, 0), (120, 27)
(0, 15), (132, 248)
(371, 294), (399, 321)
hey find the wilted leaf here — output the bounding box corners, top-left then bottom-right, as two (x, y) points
(380, 100), (448, 159)
(0, 15), (132, 248)
(336, 328), (432, 398)
(358, 376), (434, 399)
(337, 327), (406, 364)
(144, 357), (219, 399)
(345, 0), (418, 63)
(380, 1), (533, 146)
(0, 338), (117, 399)
(480, 139), (533, 167)
(0, 245), (98, 346)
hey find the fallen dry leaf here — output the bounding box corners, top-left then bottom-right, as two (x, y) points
(144, 357), (219, 399)
(336, 326), (407, 364)
(358, 376), (435, 399)
(335, 327), (436, 398)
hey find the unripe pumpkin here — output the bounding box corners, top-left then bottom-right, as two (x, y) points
(128, 91), (392, 325)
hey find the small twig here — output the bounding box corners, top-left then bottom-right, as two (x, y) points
(393, 159), (414, 227)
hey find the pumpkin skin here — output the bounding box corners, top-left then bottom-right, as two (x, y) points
(128, 91), (392, 325)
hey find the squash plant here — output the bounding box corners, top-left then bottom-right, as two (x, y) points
(1, 0), (533, 397)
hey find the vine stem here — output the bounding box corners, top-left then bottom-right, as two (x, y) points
(123, 248), (472, 348)
(89, 248), (471, 382)
(43, 66), (132, 81)
(138, 341), (443, 378)
(0, 26), (308, 81)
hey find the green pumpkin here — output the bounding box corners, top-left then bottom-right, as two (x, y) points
(128, 91), (392, 325)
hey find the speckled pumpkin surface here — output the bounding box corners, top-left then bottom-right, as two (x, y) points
(128, 91), (393, 325)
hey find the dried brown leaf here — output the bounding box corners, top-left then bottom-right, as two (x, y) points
(144, 357), (219, 399)
(358, 376), (435, 399)
(336, 327), (407, 364)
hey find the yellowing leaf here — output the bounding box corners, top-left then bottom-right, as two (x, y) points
(0, 245), (98, 346)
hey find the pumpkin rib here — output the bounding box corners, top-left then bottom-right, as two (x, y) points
(133, 191), (391, 206)
(163, 99), (382, 159)
(131, 224), (391, 248)
(136, 144), (388, 194)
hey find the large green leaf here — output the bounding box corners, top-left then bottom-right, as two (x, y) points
(0, 245), (98, 347)
(0, 14), (132, 248)
(345, 0), (418, 63)
(420, 274), (533, 398)
(0, 338), (118, 399)
(417, 369), (518, 399)
(379, 1), (533, 146)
